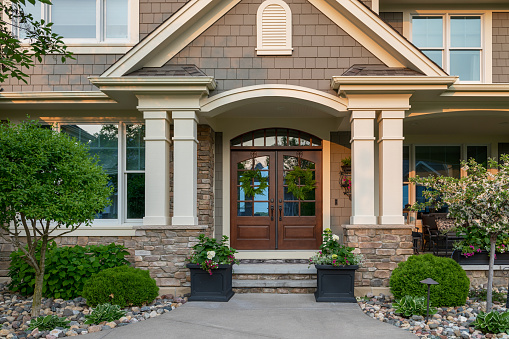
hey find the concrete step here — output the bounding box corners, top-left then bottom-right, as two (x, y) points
(233, 279), (316, 288)
(233, 264), (316, 275)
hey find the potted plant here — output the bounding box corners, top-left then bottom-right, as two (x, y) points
(309, 228), (363, 302)
(341, 157), (351, 172)
(186, 234), (239, 302)
(452, 227), (509, 265)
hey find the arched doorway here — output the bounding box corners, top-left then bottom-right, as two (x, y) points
(230, 128), (322, 250)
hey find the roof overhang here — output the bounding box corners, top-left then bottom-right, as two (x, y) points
(331, 76), (458, 94)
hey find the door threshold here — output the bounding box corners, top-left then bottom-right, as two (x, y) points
(236, 250), (316, 260)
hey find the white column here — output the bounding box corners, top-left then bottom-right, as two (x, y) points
(378, 111), (405, 224)
(143, 110), (171, 226)
(350, 110), (377, 225)
(172, 110), (199, 226)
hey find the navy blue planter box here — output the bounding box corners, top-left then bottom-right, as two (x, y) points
(452, 250), (509, 265)
(186, 263), (235, 302)
(314, 264), (358, 302)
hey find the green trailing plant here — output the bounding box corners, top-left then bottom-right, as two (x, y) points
(27, 314), (70, 331)
(393, 295), (437, 318)
(285, 166), (316, 200)
(0, 120), (112, 316)
(309, 228), (363, 267)
(341, 157), (351, 167)
(390, 254), (470, 307)
(239, 169), (268, 198)
(8, 242), (129, 300)
(474, 310), (509, 334)
(82, 265), (159, 307)
(85, 303), (126, 325)
(469, 289), (507, 304)
(188, 234), (239, 275)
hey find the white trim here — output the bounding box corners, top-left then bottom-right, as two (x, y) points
(11, 225), (138, 237)
(256, 0), (293, 56)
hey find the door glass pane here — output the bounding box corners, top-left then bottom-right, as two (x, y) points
(253, 130), (265, 146)
(52, 0), (96, 38)
(105, 0), (128, 39)
(284, 202), (299, 216)
(127, 173), (144, 219)
(61, 124), (118, 219)
(412, 16), (443, 48)
(422, 50), (443, 67)
(284, 186), (296, 200)
(288, 130), (299, 146)
(237, 187), (254, 201)
(266, 129), (276, 146)
(231, 136), (242, 146)
(450, 50), (480, 81)
(301, 202), (315, 216)
(238, 159), (253, 170)
(237, 202), (253, 216)
(242, 134), (253, 147)
(302, 188), (315, 200)
(300, 159), (315, 170)
(126, 124), (145, 171)
(254, 156), (269, 170)
(254, 187), (269, 201)
(283, 156), (298, 170)
(277, 129), (287, 146)
(450, 16), (481, 48)
(311, 136), (321, 146)
(253, 202), (269, 216)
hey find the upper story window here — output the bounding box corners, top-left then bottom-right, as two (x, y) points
(412, 15), (482, 82)
(15, 0), (137, 52)
(256, 0), (293, 56)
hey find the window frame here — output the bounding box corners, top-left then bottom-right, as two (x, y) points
(405, 10), (493, 83)
(14, 0), (139, 54)
(55, 121), (145, 226)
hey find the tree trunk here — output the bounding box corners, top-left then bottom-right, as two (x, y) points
(487, 233), (497, 312)
(31, 237), (48, 317)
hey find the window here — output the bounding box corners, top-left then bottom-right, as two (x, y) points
(60, 123), (145, 223)
(17, 0), (130, 42)
(256, 0), (293, 56)
(412, 15), (482, 82)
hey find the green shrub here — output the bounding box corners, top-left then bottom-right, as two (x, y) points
(85, 303), (126, 325)
(393, 295), (437, 318)
(8, 242), (129, 300)
(82, 265), (159, 307)
(28, 315), (70, 331)
(389, 254), (470, 307)
(474, 311), (509, 334)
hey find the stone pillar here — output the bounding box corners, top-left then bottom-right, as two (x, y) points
(142, 111), (171, 226)
(172, 111), (199, 226)
(350, 111), (376, 225)
(378, 111), (405, 224)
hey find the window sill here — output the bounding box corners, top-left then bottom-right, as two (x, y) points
(10, 225), (139, 237)
(21, 43), (137, 54)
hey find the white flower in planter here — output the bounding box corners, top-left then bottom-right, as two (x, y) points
(332, 234), (339, 242)
(207, 251), (216, 260)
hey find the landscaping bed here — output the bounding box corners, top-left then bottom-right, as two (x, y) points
(358, 288), (509, 339)
(0, 283), (186, 338)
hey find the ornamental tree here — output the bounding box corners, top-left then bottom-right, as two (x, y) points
(0, 0), (73, 84)
(0, 120), (112, 316)
(411, 156), (509, 311)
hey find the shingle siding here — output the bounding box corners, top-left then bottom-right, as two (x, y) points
(139, 0), (188, 39)
(167, 0), (384, 94)
(379, 12), (403, 35)
(0, 54), (122, 92)
(493, 12), (509, 83)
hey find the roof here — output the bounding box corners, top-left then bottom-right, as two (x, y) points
(342, 65), (424, 76)
(125, 65), (207, 77)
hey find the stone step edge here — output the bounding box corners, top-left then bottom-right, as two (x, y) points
(233, 264), (316, 275)
(232, 279), (317, 288)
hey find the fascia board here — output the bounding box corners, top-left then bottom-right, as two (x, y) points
(89, 77), (217, 91)
(441, 84), (509, 97)
(102, 0), (240, 77)
(314, 0), (448, 76)
(331, 76), (458, 90)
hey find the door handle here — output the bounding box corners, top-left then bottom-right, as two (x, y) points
(271, 205), (274, 221)
(279, 205), (282, 221)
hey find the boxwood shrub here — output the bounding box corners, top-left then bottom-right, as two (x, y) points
(390, 254), (470, 307)
(8, 242), (130, 300)
(82, 265), (159, 307)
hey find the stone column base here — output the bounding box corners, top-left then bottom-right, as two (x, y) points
(342, 224), (413, 288)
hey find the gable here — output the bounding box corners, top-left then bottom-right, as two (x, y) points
(167, 0), (384, 94)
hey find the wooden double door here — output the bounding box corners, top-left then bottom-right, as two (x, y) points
(231, 150), (322, 250)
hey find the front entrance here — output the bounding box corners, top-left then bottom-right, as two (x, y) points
(230, 129), (322, 250)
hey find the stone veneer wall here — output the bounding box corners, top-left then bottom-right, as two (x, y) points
(343, 225), (413, 288)
(0, 125), (215, 296)
(465, 269), (509, 288)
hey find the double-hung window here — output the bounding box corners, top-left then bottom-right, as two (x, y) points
(60, 123), (145, 224)
(16, 0), (132, 43)
(412, 15), (483, 82)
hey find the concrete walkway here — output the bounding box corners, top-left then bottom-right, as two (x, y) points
(82, 294), (416, 339)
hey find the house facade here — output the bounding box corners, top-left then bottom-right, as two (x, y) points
(1, 0), (509, 295)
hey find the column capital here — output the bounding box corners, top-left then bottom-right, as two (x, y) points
(141, 110), (170, 120)
(377, 110), (406, 121)
(350, 110), (376, 121)
(172, 110), (199, 122)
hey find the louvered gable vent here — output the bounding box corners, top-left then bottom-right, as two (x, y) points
(256, 0), (292, 55)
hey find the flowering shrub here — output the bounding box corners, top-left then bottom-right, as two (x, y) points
(188, 235), (239, 275)
(452, 227), (509, 257)
(309, 229), (363, 267)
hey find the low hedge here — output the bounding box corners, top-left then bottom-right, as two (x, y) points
(390, 254), (470, 307)
(8, 242), (130, 300)
(82, 265), (159, 307)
